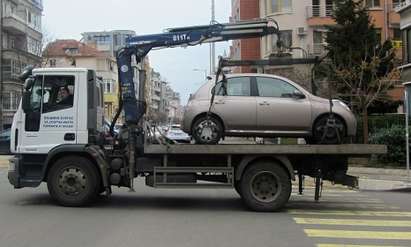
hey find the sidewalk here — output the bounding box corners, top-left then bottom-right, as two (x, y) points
(348, 166), (411, 191)
(0, 155), (11, 168)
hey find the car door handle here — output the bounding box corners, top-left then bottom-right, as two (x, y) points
(215, 100), (225, 104)
(64, 133), (76, 141)
(259, 102), (270, 106)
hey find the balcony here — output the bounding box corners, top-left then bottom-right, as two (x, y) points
(396, 0), (411, 12)
(306, 5), (336, 26)
(2, 13), (42, 40)
(311, 43), (327, 56)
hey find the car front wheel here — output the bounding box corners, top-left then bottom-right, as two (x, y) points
(312, 115), (346, 144)
(192, 116), (223, 144)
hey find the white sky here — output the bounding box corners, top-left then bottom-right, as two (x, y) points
(43, 0), (232, 104)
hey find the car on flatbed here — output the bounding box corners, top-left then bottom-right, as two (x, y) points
(182, 73), (356, 144)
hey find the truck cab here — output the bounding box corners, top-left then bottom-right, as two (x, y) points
(9, 68), (105, 188)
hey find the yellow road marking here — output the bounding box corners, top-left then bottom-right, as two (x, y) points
(289, 210), (411, 217)
(317, 244), (404, 247)
(295, 217), (411, 227)
(291, 193), (368, 197)
(305, 229), (411, 240)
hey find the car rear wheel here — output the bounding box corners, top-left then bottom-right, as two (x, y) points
(192, 116), (223, 144)
(312, 115), (346, 144)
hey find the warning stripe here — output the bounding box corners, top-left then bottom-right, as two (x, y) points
(289, 210), (411, 217)
(295, 217), (411, 227)
(305, 229), (411, 240)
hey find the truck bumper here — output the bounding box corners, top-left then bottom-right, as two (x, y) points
(8, 156), (21, 188)
(7, 155), (42, 189)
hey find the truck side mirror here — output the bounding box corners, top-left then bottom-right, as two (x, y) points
(24, 77), (35, 91)
(22, 91), (31, 113)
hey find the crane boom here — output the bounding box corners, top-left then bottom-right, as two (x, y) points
(115, 18), (279, 125)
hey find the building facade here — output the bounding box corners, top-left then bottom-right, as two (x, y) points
(0, 0), (43, 129)
(43, 39), (119, 121)
(230, 0), (261, 73)
(81, 30), (136, 57)
(397, 0), (411, 82)
(230, 0), (402, 93)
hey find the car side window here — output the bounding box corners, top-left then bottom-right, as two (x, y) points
(256, 77), (299, 98)
(215, 77), (250, 96)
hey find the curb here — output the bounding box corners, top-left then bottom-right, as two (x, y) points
(358, 178), (411, 191)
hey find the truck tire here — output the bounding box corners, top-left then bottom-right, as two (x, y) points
(240, 161), (291, 212)
(234, 181), (242, 197)
(47, 156), (100, 207)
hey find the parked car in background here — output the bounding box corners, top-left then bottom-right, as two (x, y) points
(182, 74), (357, 144)
(166, 124), (191, 143)
(0, 129), (11, 154)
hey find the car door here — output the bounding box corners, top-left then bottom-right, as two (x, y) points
(255, 76), (311, 132)
(212, 76), (257, 131)
(19, 74), (78, 154)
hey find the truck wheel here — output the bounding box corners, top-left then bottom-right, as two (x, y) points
(47, 156), (100, 207)
(234, 181), (242, 197)
(240, 162), (291, 212)
(192, 116), (223, 144)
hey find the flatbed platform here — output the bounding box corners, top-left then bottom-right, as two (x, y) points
(144, 144), (387, 155)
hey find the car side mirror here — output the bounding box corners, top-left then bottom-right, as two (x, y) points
(293, 90), (305, 99)
(22, 91), (32, 113)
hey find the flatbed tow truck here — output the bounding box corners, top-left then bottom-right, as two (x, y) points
(7, 18), (386, 211)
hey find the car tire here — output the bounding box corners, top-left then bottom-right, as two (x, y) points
(192, 116), (223, 144)
(240, 161), (291, 212)
(47, 156), (100, 207)
(312, 115), (346, 144)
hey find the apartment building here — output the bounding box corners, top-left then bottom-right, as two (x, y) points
(81, 30), (136, 57)
(230, 0), (402, 92)
(230, 0), (260, 73)
(43, 40), (119, 121)
(397, 1), (411, 80)
(0, 0), (43, 129)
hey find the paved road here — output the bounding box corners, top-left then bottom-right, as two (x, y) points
(1, 168), (411, 247)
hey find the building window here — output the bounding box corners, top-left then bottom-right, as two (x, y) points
(269, 0), (292, 13)
(406, 29), (411, 63)
(394, 28), (401, 41)
(375, 28), (382, 43)
(272, 30), (293, 51)
(2, 91), (21, 111)
(49, 59), (56, 67)
(366, 0), (380, 8)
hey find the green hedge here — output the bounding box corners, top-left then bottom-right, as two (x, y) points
(356, 114), (405, 143)
(369, 125), (407, 166)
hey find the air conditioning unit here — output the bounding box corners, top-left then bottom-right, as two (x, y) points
(297, 27), (307, 36)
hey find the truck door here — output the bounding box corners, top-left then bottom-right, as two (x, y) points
(19, 74), (78, 154)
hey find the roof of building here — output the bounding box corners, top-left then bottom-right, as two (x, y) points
(43, 39), (108, 58)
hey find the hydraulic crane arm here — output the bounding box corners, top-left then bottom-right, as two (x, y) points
(115, 18), (279, 126)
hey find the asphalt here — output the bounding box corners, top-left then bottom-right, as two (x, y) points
(1, 167), (411, 247)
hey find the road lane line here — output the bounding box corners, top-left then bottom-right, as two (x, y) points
(305, 229), (411, 240)
(317, 244), (404, 247)
(289, 210), (411, 217)
(294, 217), (411, 227)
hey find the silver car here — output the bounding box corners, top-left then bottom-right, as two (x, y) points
(182, 73), (357, 144)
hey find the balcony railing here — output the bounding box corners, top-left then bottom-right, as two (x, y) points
(396, 0), (411, 11)
(2, 12), (42, 33)
(312, 43), (327, 55)
(306, 5), (334, 18)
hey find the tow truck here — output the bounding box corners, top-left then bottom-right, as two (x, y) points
(8, 18), (386, 211)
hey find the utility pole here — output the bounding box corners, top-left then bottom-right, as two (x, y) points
(0, 0), (4, 131)
(210, 0), (216, 74)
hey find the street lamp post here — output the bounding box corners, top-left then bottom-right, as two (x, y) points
(403, 82), (411, 181)
(0, 0), (4, 131)
(210, 0), (216, 74)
